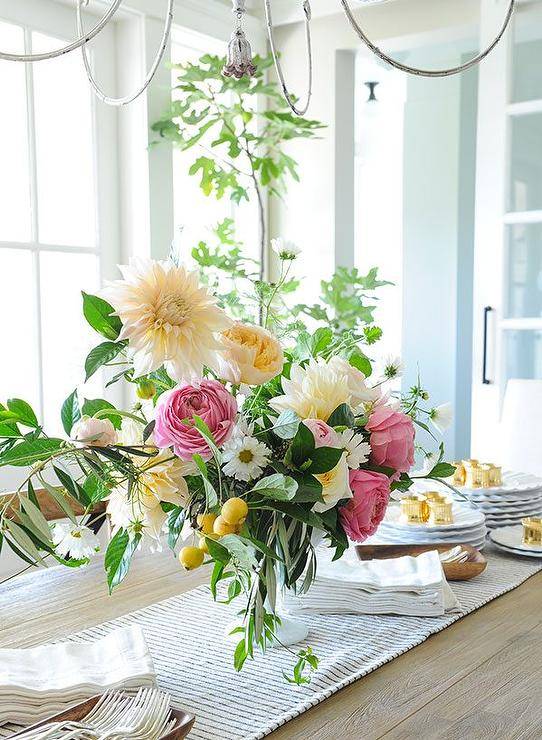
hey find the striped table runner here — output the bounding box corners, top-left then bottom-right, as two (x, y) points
(2, 548), (541, 740)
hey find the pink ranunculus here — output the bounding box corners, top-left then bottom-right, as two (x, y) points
(303, 418), (340, 448)
(154, 380), (237, 461)
(366, 406), (415, 477)
(339, 469), (391, 542)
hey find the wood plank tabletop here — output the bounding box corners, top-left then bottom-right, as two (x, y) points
(1, 549), (541, 740)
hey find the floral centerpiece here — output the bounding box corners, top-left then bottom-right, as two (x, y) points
(0, 247), (454, 682)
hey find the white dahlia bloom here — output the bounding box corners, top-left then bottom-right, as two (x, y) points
(103, 259), (232, 382)
(269, 358), (352, 422)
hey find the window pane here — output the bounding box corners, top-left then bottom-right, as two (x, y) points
(32, 32), (96, 247)
(0, 249), (40, 411)
(40, 251), (101, 433)
(508, 113), (542, 213)
(0, 21), (31, 242)
(505, 223), (542, 319)
(504, 330), (542, 382)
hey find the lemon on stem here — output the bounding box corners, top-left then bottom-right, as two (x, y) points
(221, 497), (248, 526)
(179, 546), (204, 570)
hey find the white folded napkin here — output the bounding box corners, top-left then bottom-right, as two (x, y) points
(0, 625), (156, 726)
(283, 549), (461, 618)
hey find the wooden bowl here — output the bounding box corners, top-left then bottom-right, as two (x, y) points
(354, 543), (487, 581)
(9, 693), (195, 739)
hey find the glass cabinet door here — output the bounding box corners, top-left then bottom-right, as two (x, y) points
(472, 0), (542, 459)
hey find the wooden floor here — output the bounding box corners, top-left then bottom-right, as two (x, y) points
(1, 549), (541, 739)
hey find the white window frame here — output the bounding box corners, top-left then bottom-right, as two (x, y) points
(0, 0), (121, 427)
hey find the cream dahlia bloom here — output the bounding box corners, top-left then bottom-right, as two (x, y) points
(313, 452), (352, 513)
(104, 259), (232, 381)
(269, 358), (351, 421)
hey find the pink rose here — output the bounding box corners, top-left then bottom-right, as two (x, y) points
(154, 380), (237, 460)
(339, 469), (391, 542)
(366, 406), (415, 477)
(303, 419), (339, 448)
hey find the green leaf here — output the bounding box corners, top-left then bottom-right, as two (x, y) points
(82, 292), (122, 340)
(291, 474), (323, 503)
(105, 528), (141, 593)
(349, 349), (372, 377)
(210, 560), (225, 599)
(84, 341), (127, 382)
(271, 410), (300, 440)
(219, 534), (257, 569)
(7, 399), (39, 428)
(81, 399), (122, 430)
(0, 422), (22, 438)
(250, 473), (298, 501)
(39, 480), (77, 523)
(20, 497), (51, 541)
(61, 390), (81, 436)
(289, 421), (315, 468)
(234, 638), (248, 672)
(5, 520), (47, 565)
(193, 453), (218, 508)
(306, 446), (343, 475)
(52, 465), (91, 507)
(0, 438), (64, 467)
(327, 403), (355, 428)
(193, 415), (222, 462)
(206, 536), (230, 564)
(167, 506), (186, 550)
(428, 462), (457, 479)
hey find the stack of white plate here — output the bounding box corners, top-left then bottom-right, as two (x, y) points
(461, 471), (542, 529)
(367, 503), (487, 550)
(489, 525), (542, 558)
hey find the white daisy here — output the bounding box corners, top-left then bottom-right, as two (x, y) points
(51, 522), (100, 560)
(222, 435), (271, 482)
(382, 355), (404, 380)
(429, 403), (454, 433)
(270, 237), (301, 260)
(339, 429), (371, 469)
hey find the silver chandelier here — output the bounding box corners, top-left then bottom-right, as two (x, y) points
(0, 0), (516, 113)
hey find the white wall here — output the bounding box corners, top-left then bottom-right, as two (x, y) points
(271, 1), (483, 457)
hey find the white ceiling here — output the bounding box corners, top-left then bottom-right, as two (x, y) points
(245, 0), (396, 26)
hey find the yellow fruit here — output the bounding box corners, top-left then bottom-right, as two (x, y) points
(136, 380), (156, 400)
(213, 515), (238, 537)
(198, 536), (209, 554)
(179, 546), (204, 570)
(221, 497), (249, 526)
(196, 513), (217, 535)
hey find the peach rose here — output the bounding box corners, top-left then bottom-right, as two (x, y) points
(220, 322), (284, 386)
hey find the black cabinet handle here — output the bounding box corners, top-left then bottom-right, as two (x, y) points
(482, 306), (493, 385)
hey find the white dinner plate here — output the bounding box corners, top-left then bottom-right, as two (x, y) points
(489, 525), (542, 554)
(489, 539), (542, 558)
(461, 471), (542, 496)
(383, 504), (485, 532)
(472, 498), (542, 512)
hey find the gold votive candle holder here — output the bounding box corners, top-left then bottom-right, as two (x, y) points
(428, 496), (454, 525)
(400, 494), (429, 524)
(480, 464), (494, 488)
(489, 465), (502, 487)
(522, 517), (542, 546)
(463, 459), (482, 488)
(446, 462), (466, 486)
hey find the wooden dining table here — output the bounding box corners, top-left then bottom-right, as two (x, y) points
(1, 549), (541, 740)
